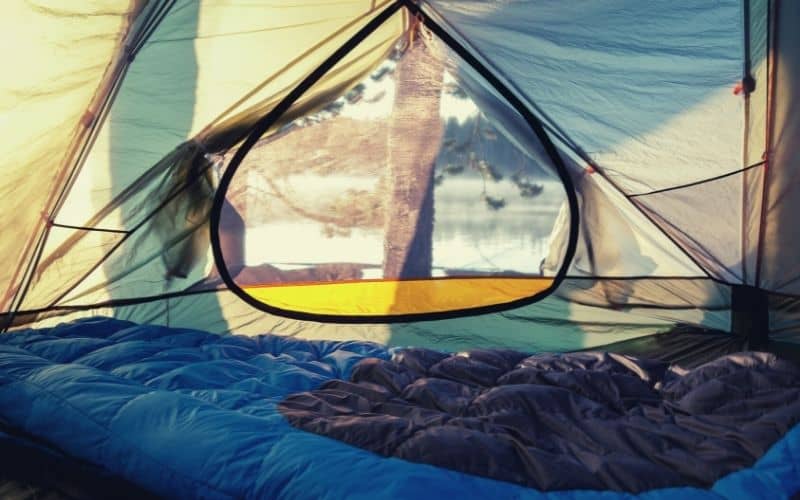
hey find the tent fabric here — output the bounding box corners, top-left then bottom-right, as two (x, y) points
(13, 0), (405, 315)
(0, 0), (141, 313)
(741, 0), (770, 286)
(0, 0), (794, 335)
(13, 278), (731, 354)
(0, 318), (798, 499)
(0, 0), (732, 346)
(759, 0), (800, 294)
(423, 0), (789, 291)
(426, 1), (744, 192)
(2, 0), (797, 341)
(543, 167), (708, 280)
(242, 279), (555, 317)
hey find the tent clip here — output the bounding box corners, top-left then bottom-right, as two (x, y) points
(124, 44), (135, 63)
(80, 110), (96, 128)
(733, 75), (756, 96)
(39, 211), (53, 228)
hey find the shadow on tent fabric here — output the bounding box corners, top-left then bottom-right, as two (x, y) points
(561, 169), (657, 308)
(105, 2), (229, 331)
(441, 1), (743, 172)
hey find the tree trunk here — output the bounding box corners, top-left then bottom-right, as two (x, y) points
(383, 34), (444, 279)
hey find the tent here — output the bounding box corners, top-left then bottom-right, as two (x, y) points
(0, 0), (798, 498)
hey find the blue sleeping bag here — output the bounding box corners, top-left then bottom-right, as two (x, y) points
(0, 317), (797, 499)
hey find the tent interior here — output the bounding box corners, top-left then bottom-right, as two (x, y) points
(1, 0), (799, 498)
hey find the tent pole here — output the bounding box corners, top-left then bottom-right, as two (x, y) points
(731, 285), (769, 350)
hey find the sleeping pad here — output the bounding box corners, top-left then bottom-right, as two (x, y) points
(0, 317), (798, 499)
